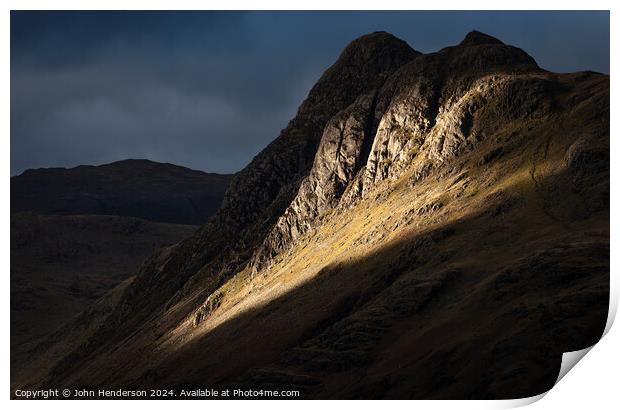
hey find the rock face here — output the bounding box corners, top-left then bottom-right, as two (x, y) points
(11, 159), (231, 225)
(254, 92), (380, 266)
(253, 31), (540, 267)
(12, 31), (609, 400)
(213, 31), (419, 240)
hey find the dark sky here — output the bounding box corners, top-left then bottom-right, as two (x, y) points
(10, 11), (610, 176)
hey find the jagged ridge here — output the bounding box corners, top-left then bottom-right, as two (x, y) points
(253, 31), (540, 268)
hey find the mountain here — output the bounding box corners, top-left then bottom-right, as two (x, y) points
(11, 159), (232, 225)
(12, 31), (609, 399)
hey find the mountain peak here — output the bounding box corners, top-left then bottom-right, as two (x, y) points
(293, 30), (419, 125)
(459, 30), (504, 46)
(339, 31), (419, 62)
(347, 31), (403, 46)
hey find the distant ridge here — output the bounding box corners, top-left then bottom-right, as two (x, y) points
(11, 159), (232, 225)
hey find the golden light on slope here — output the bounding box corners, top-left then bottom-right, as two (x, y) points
(159, 142), (558, 355)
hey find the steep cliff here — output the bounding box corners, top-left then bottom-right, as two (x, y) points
(253, 31), (541, 268)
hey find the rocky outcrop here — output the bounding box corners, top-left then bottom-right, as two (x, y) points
(362, 32), (538, 186)
(252, 31), (542, 268)
(218, 31), (419, 237)
(253, 92), (381, 266)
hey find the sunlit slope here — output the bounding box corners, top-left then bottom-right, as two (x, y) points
(149, 71), (608, 399)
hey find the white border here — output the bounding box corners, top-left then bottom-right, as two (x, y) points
(3, 1), (617, 409)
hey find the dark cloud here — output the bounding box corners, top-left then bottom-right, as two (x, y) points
(10, 11), (609, 175)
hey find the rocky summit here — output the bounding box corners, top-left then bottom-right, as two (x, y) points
(12, 31), (609, 399)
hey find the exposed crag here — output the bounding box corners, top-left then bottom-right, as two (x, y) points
(253, 31), (540, 267)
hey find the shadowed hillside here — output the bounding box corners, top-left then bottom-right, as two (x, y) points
(10, 212), (198, 393)
(11, 159), (232, 225)
(11, 213), (197, 349)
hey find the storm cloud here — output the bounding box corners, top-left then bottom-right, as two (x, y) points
(10, 11), (609, 175)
